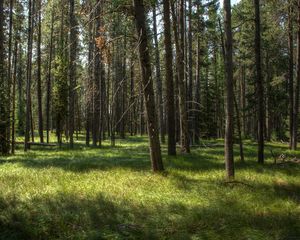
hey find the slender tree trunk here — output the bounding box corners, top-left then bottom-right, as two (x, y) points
(194, 2), (203, 144)
(11, 41), (18, 154)
(254, 0), (264, 162)
(188, 0), (193, 138)
(86, 0), (93, 146)
(171, 0), (190, 153)
(133, 0), (164, 171)
(69, 0), (77, 148)
(0, 0), (3, 154)
(223, 0), (235, 179)
(46, 12), (54, 143)
(293, 0), (300, 150)
(289, 2), (294, 149)
(179, 0), (190, 153)
(92, 3), (101, 147)
(0, 0), (8, 154)
(25, 0), (33, 151)
(6, 0), (14, 153)
(163, 0), (176, 155)
(130, 56), (135, 136)
(153, 4), (165, 144)
(234, 93), (244, 162)
(265, 53), (272, 141)
(37, 0), (44, 143)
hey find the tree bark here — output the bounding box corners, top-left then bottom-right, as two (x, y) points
(163, 0), (176, 155)
(0, 0), (9, 154)
(132, 0), (164, 171)
(69, 0), (77, 148)
(254, 0), (264, 162)
(289, 2), (294, 149)
(153, 4), (165, 144)
(46, 12), (54, 144)
(223, 0), (235, 179)
(25, 0), (33, 151)
(171, 0), (190, 153)
(11, 40), (18, 154)
(37, 0), (44, 143)
(292, 0), (300, 150)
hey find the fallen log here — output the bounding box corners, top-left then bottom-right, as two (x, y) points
(11, 141), (56, 147)
(28, 142), (56, 147)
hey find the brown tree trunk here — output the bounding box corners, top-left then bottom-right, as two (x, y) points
(133, 0), (164, 171)
(188, 0), (193, 139)
(289, 2), (294, 149)
(163, 0), (176, 155)
(86, 0), (93, 146)
(93, 4), (101, 147)
(37, 0), (44, 143)
(153, 4), (165, 144)
(25, 0), (33, 151)
(69, 0), (77, 148)
(46, 12), (54, 143)
(223, 0), (235, 179)
(292, 0), (300, 150)
(0, 0), (6, 154)
(254, 0), (264, 162)
(171, 0), (190, 153)
(11, 40), (18, 154)
(194, 2), (203, 144)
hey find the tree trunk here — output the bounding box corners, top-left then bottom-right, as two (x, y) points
(223, 0), (235, 179)
(37, 0), (44, 143)
(25, 0), (33, 151)
(254, 0), (264, 162)
(163, 0), (176, 155)
(171, 0), (190, 153)
(46, 12), (54, 143)
(0, 0), (10, 154)
(292, 0), (300, 150)
(289, 2), (294, 149)
(188, 0), (193, 139)
(153, 4), (165, 144)
(11, 40), (18, 154)
(132, 0), (164, 171)
(194, 3), (203, 144)
(69, 0), (77, 148)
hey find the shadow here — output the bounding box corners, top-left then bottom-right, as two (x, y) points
(0, 191), (299, 240)
(0, 151), (150, 173)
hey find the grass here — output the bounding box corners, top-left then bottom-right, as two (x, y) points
(0, 136), (300, 239)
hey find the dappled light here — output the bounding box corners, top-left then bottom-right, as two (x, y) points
(0, 137), (300, 239)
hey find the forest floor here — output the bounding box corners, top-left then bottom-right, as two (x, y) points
(0, 136), (299, 240)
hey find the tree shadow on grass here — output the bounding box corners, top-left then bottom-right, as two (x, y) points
(1, 139), (300, 177)
(0, 191), (299, 240)
(0, 144), (226, 173)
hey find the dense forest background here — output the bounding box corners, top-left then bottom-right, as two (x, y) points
(0, 0), (299, 177)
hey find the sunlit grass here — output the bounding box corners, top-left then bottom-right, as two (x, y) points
(0, 135), (299, 239)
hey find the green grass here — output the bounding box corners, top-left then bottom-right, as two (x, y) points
(0, 136), (300, 239)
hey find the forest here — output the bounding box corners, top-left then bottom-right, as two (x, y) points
(0, 0), (300, 239)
